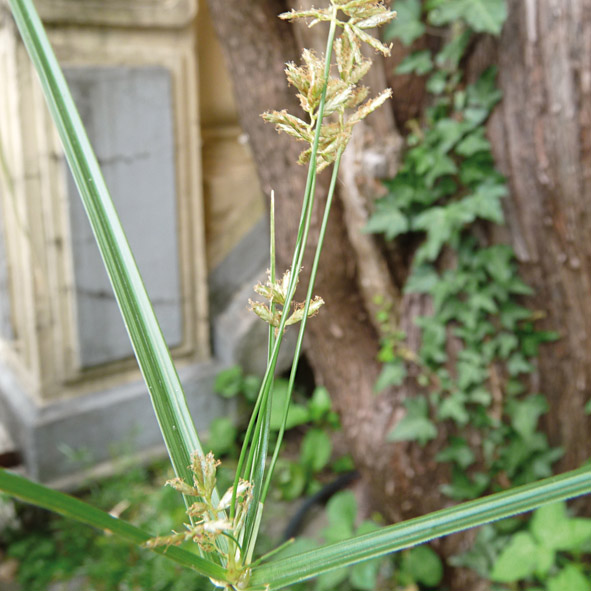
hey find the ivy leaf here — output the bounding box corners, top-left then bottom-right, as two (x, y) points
(506, 352), (534, 376)
(467, 67), (503, 111)
(490, 531), (538, 582)
(365, 202), (409, 239)
(507, 394), (548, 441)
(387, 396), (438, 446)
(435, 437), (476, 469)
(423, 152), (458, 187)
(463, 182), (507, 225)
(477, 245), (515, 284)
(455, 129), (491, 156)
(438, 392), (470, 426)
(433, 118), (471, 154)
(396, 50), (433, 75)
(404, 265), (440, 294)
(426, 71), (447, 95)
(383, 0), (425, 46)
(427, 0), (508, 36)
(374, 360), (407, 393)
(435, 29), (472, 70)
(495, 332), (519, 359)
(441, 468), (489, 500)
(457, 356), (487, 391)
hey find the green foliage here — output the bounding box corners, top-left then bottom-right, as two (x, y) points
(383, 0), (425, 46)
(367, 0), (563, 506)
(3, 462), (209, 591)
(403, 545), (444, 587)
(213, 366), (348, 502)
(451, 502), (591, 589)
(5, 1), (591, 590)
(387, 396), (437, 446)
(426, 0), (508, 35)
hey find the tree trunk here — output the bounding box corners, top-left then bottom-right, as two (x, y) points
(206, 0), (591, 587)
(486, 0), (591, 479)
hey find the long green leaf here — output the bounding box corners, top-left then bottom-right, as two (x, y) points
(251, 467), (591, 589)
(0, 469), (227, 581)
(8, 0), (203, 491)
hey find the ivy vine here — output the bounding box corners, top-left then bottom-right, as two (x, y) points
(368, 0), (562, 500)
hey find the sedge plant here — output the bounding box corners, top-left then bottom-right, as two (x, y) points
(1, 1), (591, 590)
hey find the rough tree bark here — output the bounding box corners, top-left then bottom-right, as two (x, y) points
(206, 0), (591, 586)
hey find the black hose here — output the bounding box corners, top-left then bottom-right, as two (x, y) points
(282, 470), (360, 541)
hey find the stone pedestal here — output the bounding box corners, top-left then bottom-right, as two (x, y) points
(0, 0), (227, 485)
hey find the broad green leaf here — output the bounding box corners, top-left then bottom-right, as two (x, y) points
(206, 417), (237, 457)
(324, 490), (357, 543)
(405, 545), (443, 587)
(0, 469), (227, 582)
(300, 428), (332, 473)
(388, 396), (438, 446)
(8, 0), (205, 496)
(490, 531), (538, 582)
(547, 564), (591, 591)
(531, 502), (591, 552)
(463, 182), (507, 225)
(506, 353), (534, 376)
(383, 0), (425, 46)
(307, 386), (333, 422)
(251, 468), (591, 590)
(269, 381), (310, 430)
(428, 0), (507, 36)
(396, 50), (433, 75)
(275, 460), (307, 501)
(214, 366), (244, 398)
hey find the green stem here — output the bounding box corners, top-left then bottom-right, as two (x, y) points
(261, 147), (344, 505)
(231, 7), (339, 530)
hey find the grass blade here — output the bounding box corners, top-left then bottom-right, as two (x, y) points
(251, 467), (591, 589)
(8, 0), (204, 492)
(0, 469), (227, 581)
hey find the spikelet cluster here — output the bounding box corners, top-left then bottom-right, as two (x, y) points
(144, 452), (252, 579)
(263, 0), (396, 171)
(249, 269), (324, 331)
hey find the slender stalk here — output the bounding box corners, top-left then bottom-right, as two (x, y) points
(261, 147), (344, 505)
(231, 9), (339, 535)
